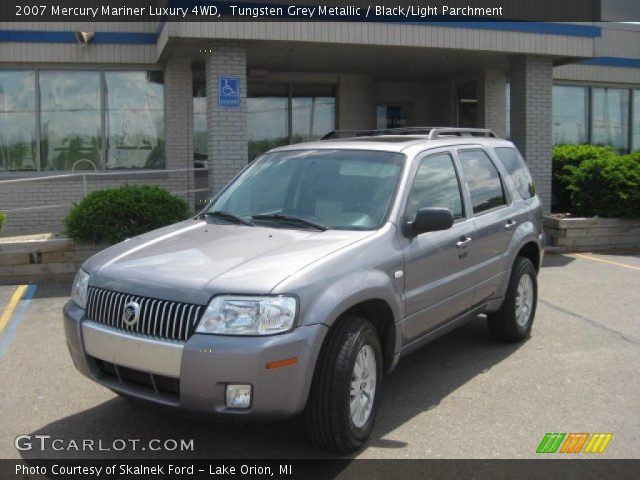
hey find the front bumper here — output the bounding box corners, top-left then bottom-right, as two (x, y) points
(64, 301), (328, 419)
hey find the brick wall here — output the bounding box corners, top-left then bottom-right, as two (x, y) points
(479, 69), (507, 139)
(509, 56), (553, 214)
(205, 41), (248, 195)
(0, 173), (190, 237)
(165, 57), (196, 208)
(338, 74), (376, 130)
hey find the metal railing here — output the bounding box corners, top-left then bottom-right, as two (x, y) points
(0, 167), (211, 215)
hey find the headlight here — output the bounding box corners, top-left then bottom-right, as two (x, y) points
(71, 269), (90, 309)
(196, 295), (297, 335)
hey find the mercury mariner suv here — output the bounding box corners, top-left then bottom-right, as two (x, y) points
(64, 127), (543, 453)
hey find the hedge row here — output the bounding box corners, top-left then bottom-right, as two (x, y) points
(0, 212), (5, 233)
(65, 185), (192, 244)
(553, 145), (640, 218)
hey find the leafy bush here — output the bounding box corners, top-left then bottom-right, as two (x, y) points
(65, 185), (191, 244)
(552, 145), (616, 212)
(567, 154), (640, 218)
(0, 212), (5, 233)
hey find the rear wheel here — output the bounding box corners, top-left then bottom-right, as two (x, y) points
(487, 256), (538, 342)
(305, 316), (382, 453)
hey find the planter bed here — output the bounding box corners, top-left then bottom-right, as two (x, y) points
(544, 215), (640, 252)
(0, 233), (106, 283)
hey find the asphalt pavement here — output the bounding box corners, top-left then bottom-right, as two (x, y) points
(0, 252), (638, 459)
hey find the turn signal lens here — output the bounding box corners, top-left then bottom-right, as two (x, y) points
(266, 357), (297, 369)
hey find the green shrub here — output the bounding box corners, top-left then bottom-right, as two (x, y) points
(552, 145), (616, 212)
(0, 212), (5, 233)
(567, 154), (640, 218)
(65, 185), (191, 244)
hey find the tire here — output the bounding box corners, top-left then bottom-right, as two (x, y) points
(487, 256), (538, 343)
(305, 316), (383, 453)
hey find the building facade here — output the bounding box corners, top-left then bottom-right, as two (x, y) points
(0, 20), (639, 236)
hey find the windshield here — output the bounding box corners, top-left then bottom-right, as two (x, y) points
(206, 149), (405, 230)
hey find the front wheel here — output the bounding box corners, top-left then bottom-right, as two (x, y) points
(305, 316), (382, 453)
(487, 256), (538, 342)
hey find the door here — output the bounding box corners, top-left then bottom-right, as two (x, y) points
(402, 151), (476, 346)
(456, 148), (518, 305)
(376, 103), (415, 129)
(457, 82), (478, 128)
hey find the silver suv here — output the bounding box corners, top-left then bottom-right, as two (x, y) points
(64, 127), (543, 453)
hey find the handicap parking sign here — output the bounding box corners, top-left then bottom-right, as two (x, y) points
(218, 76), (240, 108)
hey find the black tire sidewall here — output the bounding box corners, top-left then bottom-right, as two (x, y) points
(343, 323), (383, 443)
(507, 258), (538, 337)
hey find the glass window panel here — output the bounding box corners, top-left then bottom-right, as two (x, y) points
(292, 85), (335, 143)
(591, 87), (630, 153)
(105, 71), (165, 169)
(39, 71), (101, 171)
(193, 80), (207, 165)
(459, 150), (506, 214)
(247, 84), (289, 161)
(211, 149), (404, 230)
(0, 70), (37, 171)
(494, 147), (535, 199)
(633, 90), (640, 152)
(553, 85), (589, 145)
(407, 153), (464, 221)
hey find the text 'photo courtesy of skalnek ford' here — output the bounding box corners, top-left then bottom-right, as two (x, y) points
(0, 0), (639, 479)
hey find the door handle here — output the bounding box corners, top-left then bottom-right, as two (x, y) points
(505, 219), (517, 230)
(456, 236), (472, 249)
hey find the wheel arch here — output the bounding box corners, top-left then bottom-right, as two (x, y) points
(517, 241), (541, 272)
(336, 299), (397, 374)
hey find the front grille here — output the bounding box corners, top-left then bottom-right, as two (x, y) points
(86, 287), (204, 341)
(93, 357), (180, 398)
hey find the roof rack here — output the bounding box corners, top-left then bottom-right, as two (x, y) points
(321, 127), (498, 140)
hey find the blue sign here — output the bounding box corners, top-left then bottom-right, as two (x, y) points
(218, 76), (240, 108)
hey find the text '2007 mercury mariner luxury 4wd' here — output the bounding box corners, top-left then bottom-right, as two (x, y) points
(64, 127), (543, 453)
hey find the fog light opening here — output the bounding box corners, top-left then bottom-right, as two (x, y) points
(225, 384), (252, 409)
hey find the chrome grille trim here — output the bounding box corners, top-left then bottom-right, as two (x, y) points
(86, 287), (204, 342)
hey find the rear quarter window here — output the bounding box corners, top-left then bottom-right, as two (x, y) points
(494, 147), (536, 200)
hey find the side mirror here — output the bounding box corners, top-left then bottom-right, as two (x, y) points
(407, 207), (454, 237)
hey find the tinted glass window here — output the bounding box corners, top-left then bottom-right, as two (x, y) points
(105, 71), (165, 169)
(0, 70), (37, 171)
(592, 87), (630, 153)
(39, 71), (101, 171)
(494, 147), (535, 200)
(406, 153), (463, 221)
(458, 150), (506, 214)
(553, 85), (589, 145)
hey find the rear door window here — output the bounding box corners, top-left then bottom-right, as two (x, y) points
(458, 149), (507, 214)
(494, 147), (536, 199)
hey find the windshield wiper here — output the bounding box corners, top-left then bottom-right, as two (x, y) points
(202, 210), (254, 226)
(251, 213), (327, 231)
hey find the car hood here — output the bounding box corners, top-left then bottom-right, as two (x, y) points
(84, 219), (374, 305)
